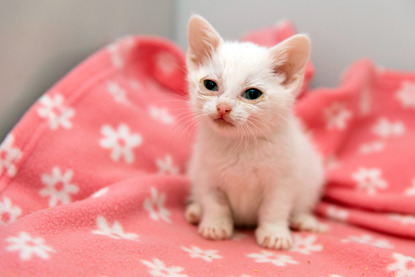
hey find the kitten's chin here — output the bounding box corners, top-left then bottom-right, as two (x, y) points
(213, 118), (235, 128)
(206, 117), (237, 135)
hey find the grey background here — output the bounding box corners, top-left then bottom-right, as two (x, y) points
(1, 0), (414, 140)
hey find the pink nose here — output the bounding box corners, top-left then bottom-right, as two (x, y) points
(217, 103), (232, 116)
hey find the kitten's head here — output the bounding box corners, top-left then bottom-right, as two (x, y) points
(186, 15), (310, 138)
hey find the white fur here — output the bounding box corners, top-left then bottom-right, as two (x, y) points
(185, 15), (326, 250)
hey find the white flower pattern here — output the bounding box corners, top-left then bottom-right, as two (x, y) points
(107, 81), (130, 104)
(290, 234), (323, 255)
(342, 234), (394, 249)
(141, 258), (188, 277)
(0, 197), (22, 225)
(389, 214), (415, 225)
(39, 167), (79, 207)
(387, 252), (415, 277)
(395, 81), (415, 110)
(359, 141), (384, 155)
(99, 124), (142, 164)
(247, 250), (298, 267)
(182, 246), (222, 262)
(37, 94), (75, 130)
(143, 187), (171, 223)
(149, 106), (175, 125)
(92, 216), (139, 241)
(326, 206), (349, 222)
(351, 167), (388, 195)
(156, 155), (179, 175)
(107, 36), (135, 68)
(0, 134), (22, 177)
(372, 117), (405, 138)
(324, 102), (352, 130)
(6, 232), (54, 261)
(107, 43), (123, 68)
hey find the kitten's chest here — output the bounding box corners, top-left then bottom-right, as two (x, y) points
(218, 155), (267, 187)
(213, 144), (275, 186)
(211, 146), (276, 225)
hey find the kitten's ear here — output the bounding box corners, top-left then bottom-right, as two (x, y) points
(187, 15), (223, 69)
(269, 34), (310, 94)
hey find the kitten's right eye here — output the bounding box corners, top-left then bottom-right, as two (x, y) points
(203, 80), (218, 91)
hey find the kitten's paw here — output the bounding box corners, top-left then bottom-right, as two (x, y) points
(198, 217), (233, 240)
(290, 213), (328, 233)
(185, 202), (201, 224)
(255, 224), (293, 250)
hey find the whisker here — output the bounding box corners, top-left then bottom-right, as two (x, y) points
(171, 112), (203, 139)
(247, 118), (273, 145)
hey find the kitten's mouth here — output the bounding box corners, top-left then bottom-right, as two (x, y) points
(213, 117), (234, 127)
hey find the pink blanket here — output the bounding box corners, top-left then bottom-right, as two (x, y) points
(1, 22), (414, 276)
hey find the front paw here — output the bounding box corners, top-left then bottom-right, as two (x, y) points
(198, 217), (233, 240)
(255, 224), (293, 250)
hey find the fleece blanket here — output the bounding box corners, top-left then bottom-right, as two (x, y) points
(0, 21), (414, 277)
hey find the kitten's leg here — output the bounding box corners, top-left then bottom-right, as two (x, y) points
(185, 201), (202, 224)
(198, 189), (233, 240)
(290, 213), (328, 233)
(256, 183), (294, 250)
(290, 184), (327, 232)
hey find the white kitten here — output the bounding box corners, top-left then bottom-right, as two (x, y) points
(185, 15), (326, 250)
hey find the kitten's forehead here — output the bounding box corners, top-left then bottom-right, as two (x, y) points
(220, 42), (268, 66)
(209, 42), (272, 93)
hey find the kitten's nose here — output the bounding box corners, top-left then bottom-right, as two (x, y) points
(217, 103), (232, 116)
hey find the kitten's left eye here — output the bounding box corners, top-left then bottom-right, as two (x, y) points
(243, 88), (262, 100)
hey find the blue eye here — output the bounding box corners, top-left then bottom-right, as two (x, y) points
(204, 80), (218, 91)
(243, 88), (262, 100)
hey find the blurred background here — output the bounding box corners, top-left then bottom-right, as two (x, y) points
(1, 0), (414, 141)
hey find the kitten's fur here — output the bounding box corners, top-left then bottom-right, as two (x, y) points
(185, 15), (325, 250)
